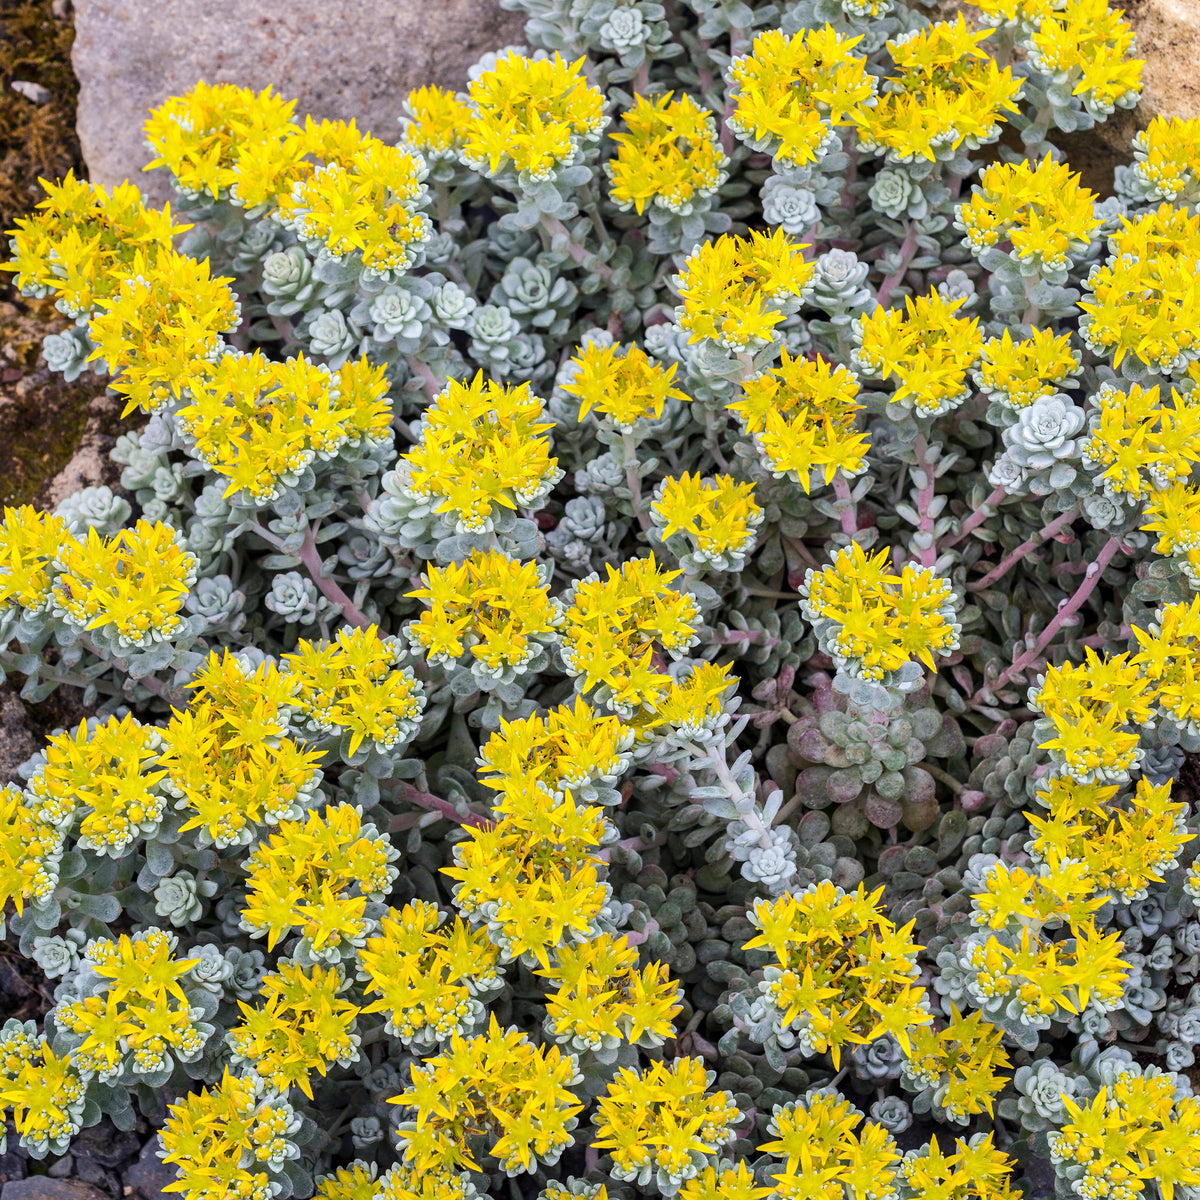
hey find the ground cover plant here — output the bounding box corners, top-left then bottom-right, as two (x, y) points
(3, 0), (1200, 1197)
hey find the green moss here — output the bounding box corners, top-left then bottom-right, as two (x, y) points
(0, 0), (81, 231)
(0, 1), (101, 507)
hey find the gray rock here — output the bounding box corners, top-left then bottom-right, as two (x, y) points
(0, 1154), (26, 1188)
(123, 1142), (175, 1200)
(1, 1181), (108, 1200)
(11, 81), (53, 105)
(72, 0), (527, 207)
(68, 1124), (139, 1171)
(0, 684), (38, 786)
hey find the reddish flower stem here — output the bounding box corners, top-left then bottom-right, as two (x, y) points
(387, 782), (491, 829)
(941, 484), (1006, 550)
(540, 215), (613, 281)
(404, 355), (442, 404)
(973, 535), (1123, 701)
(831, 473), (860, 538)
(875, 222), (919, 309)
(912, 434), (939, 568)
(298, 531), (371, 629)
(967, 503), (1081, 592)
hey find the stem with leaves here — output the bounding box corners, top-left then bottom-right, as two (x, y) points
(876, 222), (919, 309)
(973, 535), (1124, 702)
(967, 503), (1081, 592)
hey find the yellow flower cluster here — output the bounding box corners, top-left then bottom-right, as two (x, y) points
(956, 156), (1102, 274)
(87, 249), (239, 416)
(391, 1015), (582, 1174)
(407, 549), (561, 673)
(1130, 115), (1200, 205)
(1048, 1074), (1200, 1198)
(607, 93), (727, 215)
(854, 19), (1022, 162)
(1132, 596), (1200, 736)
(1028, 0), (1143, 117)
(0, 1033), (85, 1159)
(1081, 382), (1200, 500)
(179, 353), (391, 502)
(592, 1058), (739, 1191)
(228, 962), (360, 1098)
(1079, 205), (1200, 376)
(799, 544), (960, 683)
(375, 1162), (476, 1200)
(143, 82), (301, 205)
(0, 506), (69, 616)
(901, 1006), (1012, 1123)
(277, 120), (430, 272)
(53, 929), (209, 1078)
(314, 1162), (380, 1200)
(476, 698), (635, 800)
(27, 714), (164, 856)
(462, 52), (607, 180)
(675, 228), (814, 351)
(729, 352), (869, 489)
(650, 473), (763, 572)
(1142, 481), (1200, 587)
(971, 0), (1061, 30)
(965, 858), (1129, 1024)
(853, 291), (983, 417)
(357, 901), (501, 1048)
(402, 373), (563, 533)
(1028, 775), (1192, 904)
(678, 1164), (767, 1200)
(403, 86), (475, 160)
(284, 625), (425, 755)
(1030, 650), (1153, 783)
(974, 328), (1081, 411)
(746, 882), (930, 1061)
(160, 1068), (300, 1200)
(52, 519), (197, 648)
(188, 648), (299, 742)
(0, 786), (63, 919)
(239, 803), (398, 956)
(897, 1135), (1018, 1200)
(444, 778), (612, 967)
(537, 933), (681, 1051)
(559, 556), (701, 716)
(162, 657), (322, 849)
(562, 341), (689, 430)
(759, 1092), (904, 1200)
(145, 85), (433, 267)
(726, 27), (875, 168)
(633, 660), (738, 743)
(4, 172), (184, 317)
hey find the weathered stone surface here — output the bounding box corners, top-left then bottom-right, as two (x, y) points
(40, 387), (127, 510)
(1, 1180), (108, 1200)
(72, 0), (526, 206)
(0, 684), (39, 785)
(1049, 0), (1200, 193)
(122, 1140), (176, 1200)
(1126, 0), (1200, 123)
